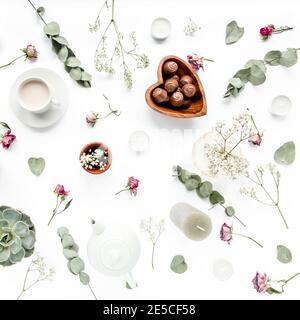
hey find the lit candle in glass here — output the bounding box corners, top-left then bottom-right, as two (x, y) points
(170, 202), (212, 241)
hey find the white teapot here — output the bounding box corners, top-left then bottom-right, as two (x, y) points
(87, 219), (140, 288)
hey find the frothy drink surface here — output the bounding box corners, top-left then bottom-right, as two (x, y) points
(20, 80), (49, 110)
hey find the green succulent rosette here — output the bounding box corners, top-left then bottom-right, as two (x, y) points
(0, 206), (36, 267)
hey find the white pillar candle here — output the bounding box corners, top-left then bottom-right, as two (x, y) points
(170, 202), (212, 241)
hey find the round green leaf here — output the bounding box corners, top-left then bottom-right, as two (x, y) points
(79, 271), (90, 285)
(57, 227), (69, 238)
(37, 6), (45, 16)
(264, 50), (282, 66)
(225, 20), (244, 44)
(185, 178), (200, 191)
(170, 255), (188, 274)
(69, 68), (82, 80)
(274, 141), (295, 165)
(28, 157), (45, 176)
(178, 169), (191, 184)
(66, 57), (81, 68)
(63, 248), (78, 260)
(0, 247), (10, 263)
(69, 257), (85, 275)
(58, 46), (69, 62)
(245, 59), (267, 73)
(10, 238), (22, 254)
(248, 65), (266, 85)
(209, 191), (225, 205)
(52, 36), (69, 46)
(279, 48), (298, 67)
(225, 206), (235, 217)
(233, 68), (251, 83)
(197, 181), (213, 198)
(81, 71), (92, 81)
(277, 245), (292, 263)
(229, 77), (244, 88)
(62, 234), (75, 248)
(44, 21), (60, 36)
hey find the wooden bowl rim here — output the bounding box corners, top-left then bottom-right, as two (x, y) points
(79, 142), (112, 175)
(145, 55), (207, 118)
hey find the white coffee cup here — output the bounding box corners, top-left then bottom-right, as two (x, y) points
(17, 77), (58, 114)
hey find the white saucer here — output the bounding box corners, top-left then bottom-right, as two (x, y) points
(10, 68), (69, 129)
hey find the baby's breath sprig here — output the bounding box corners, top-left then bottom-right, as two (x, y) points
(90, 0), (150, 88)
(204, 109), (263, 179)
(241, 163), (288, 229)
(184, 17), (201, 36)
(17, 253), (55, 300)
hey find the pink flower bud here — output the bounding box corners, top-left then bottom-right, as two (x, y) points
(1, 129), (16, 149)
(252, 272), (268, 293)
(23, 44), (38, 60)
(220, 223), (233, 244)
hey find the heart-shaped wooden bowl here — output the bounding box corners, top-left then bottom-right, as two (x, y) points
(145, 55), (207, 118)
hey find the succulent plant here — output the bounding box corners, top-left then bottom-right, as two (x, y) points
(0, 206), (36, 267)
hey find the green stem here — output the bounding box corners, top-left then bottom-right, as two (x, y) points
(275, 204), (288, 229)
(0, 54), (26, 70)
(88, 283), (98, 300)
(115, 187), (130, 195)
(26, 0), (47, 25)
(233, 233), (263, 248)
(151, 244), (155, 270)
(111, 0), (115, 20)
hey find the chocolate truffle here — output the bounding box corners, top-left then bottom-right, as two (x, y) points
(163, 61), (178, 75)
(180, 75), (194, 87)
(170, 91), (184, 107)
(165, 78), (179, 93)
(182, 83), (197, 98)
(152, 88), (169, 104)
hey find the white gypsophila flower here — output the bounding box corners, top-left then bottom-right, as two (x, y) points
(140, 217), (165, 244)
(184, 17), (201, 36)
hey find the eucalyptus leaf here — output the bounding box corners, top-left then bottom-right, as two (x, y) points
(225, 206), (235, 217)
(57, 226), (69, 238)
(81, 71), (92, 81)
(225, 20), (244, 44)
(277, 245), (292, 263)
(37, 6), (45, 16)
(279, 48), (298, 67)
(63, 248), (78, 260)
(52, 36), (69, 46)
(274, 141), (295, 165)
(197, 181), (213, 198)
(229, 77), (244, 88)
(178, 169), (191, 184)
(248, 65), (266, 85)
(57, 46), (69, 62)
(66, 57), (81, 68)
(62, 234), (75, 248)
(69, 257), (85, 275)
(44, 21), (60, 36)
(245, 59), (267, 73)
(266, 287), (282, 294)
(264, 50), (282, 66)
(79, 271), (90, 285)
(209, 191), (225, 205)
(28, 157), (45, 176)
(233, 68), (251, 83)
(170, 255), (188, 274)
(185, 178), (200, 191)
(69, 68), (82, 80)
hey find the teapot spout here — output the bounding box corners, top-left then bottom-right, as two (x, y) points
(91, 219), (105, 235)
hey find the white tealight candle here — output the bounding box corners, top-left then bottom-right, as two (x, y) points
(270, 95), (292, 117)
(170, 202), (212, 241)
(128, 130), (150, 153)
(212, 259), (234, 281)
(151, 17), (171, 40)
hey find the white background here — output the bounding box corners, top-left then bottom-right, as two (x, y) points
(0, 0), (300, 300)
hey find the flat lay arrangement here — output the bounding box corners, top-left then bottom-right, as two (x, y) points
(1, 0), (300, 301)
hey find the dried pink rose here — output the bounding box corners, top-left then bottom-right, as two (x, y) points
(128, 176), (139, 196)
(252, 272), (268, 293)
(22, 44), (38, 60)
(220, 223), (233, 244)
(86, 111), (99, 127)
(116, 176), (140, 196)
(54, 184), (69, 198)
(187, 54), (204, 71)
(260, 25), (274, 37)
(1, 129), (16, 149)
(248, 134), (262, 146)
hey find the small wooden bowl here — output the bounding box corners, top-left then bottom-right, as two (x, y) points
(145, 55), (207, 118)
(79, 142), (112, 175)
